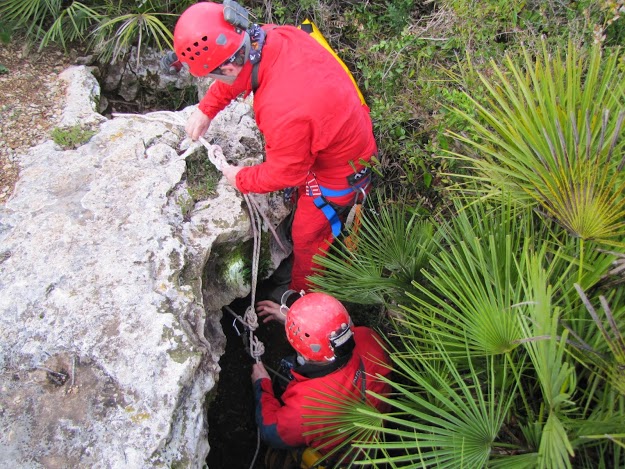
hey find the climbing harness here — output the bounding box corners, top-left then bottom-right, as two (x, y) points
(305, 168), (371, 238)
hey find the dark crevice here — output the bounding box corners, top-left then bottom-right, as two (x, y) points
(206, 273), (294, 468)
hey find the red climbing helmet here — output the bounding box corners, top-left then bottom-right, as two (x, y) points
(173, 2), (247, 77)
(285, 292), (354, 362)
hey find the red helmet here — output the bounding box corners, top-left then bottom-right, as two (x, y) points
(285, 293), (353, 362)
(173, 2), (246, 77)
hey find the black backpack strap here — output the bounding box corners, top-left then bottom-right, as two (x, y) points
(251, 61), (261, 93)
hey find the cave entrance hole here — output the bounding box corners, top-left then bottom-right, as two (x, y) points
(205, 265), (294, 468)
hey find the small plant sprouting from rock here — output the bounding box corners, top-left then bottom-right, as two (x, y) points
(51, 125), (96, 150)
(176, 194), (194, 222)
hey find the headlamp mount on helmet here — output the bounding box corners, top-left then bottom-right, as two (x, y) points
(279, 289), (305, 317)
(329, 323), (353, 349)
(223, 0), (250, 32)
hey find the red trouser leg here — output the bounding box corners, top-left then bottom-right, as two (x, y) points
(289, 194), (334, 292)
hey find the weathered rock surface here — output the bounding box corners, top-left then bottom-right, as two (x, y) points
(101, 47), (210, 110)
(0, 66), (289, 468)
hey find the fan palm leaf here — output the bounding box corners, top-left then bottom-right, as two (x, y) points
(354, 340), (516, 468)
(517, 255), (576, 468)
(395, 197), (538, 357)
(301, 384), (387, 467)
(92, 11), (174, 66)
(40, 2), (102, 51)
(574, 284), (625, 396)
(310, 196), (438, 306)
(445, 41), (625, 248)
(0, 0), (60, 39)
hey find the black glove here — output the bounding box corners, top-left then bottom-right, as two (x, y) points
(160, 51), (181, 74)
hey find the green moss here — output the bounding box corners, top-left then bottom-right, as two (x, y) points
(170, 457), (191, 469)
(186, 147), (221, 201)
(163, 325), (200, 364)
(51, 125), (96, 150)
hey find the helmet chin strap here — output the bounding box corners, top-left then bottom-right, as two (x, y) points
(206, 73), (238, 85)
(241, 32), (251, 63)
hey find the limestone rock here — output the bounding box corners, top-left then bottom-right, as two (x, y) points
(0, 66), (290, 468)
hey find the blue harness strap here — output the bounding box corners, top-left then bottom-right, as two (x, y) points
(306, 170), (371, 237)
(313, 196), (344, 237)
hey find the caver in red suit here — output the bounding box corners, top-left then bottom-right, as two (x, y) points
(254, 327), (392, 451)
(252, 292), (392, 458)
(174, 3), (377, 292)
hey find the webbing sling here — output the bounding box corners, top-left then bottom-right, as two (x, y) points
(251, 60), (261, 93)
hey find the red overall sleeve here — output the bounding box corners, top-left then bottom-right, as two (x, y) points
(253, 377), (307, 448)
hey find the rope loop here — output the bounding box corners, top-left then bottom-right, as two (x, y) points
(244, 305), (259, 331)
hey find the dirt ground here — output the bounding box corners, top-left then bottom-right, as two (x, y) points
(0, 41), (74, 204)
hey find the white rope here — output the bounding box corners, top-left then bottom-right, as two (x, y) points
(112, 111), (287, 252)
(243, 192), (265, 363)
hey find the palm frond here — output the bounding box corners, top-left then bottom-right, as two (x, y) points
(92, 11), (174, 66)
(39, 2), (102, 51)
(0, 0), (61, 40)
(310, 196), (438, 305)
(355, 342), (516, 468)
(444, 41), (625, 248)
(574, 284), (625, 396)
(300, 382), (386, 467)
(517, 255), (576, 468)
(395, 197), (535, 357)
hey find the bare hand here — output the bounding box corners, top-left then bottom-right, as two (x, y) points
(252, 362), (270, 383)
(186, 108), (212, 140)
(222, 163), (243, 188)
(256, 300), (287, 325)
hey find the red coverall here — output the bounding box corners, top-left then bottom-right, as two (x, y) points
(253, 327), (392, 452)
(198, 25), (377, 292)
